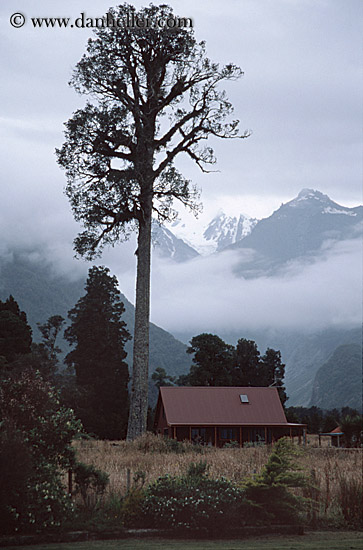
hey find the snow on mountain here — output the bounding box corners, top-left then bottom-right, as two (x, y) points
(170, 211), (258, 255)
(231, 188), (363, 273)
(285, 188), (358, 215)
(151, 221), (200, 263)
(153, 189), (361, 264)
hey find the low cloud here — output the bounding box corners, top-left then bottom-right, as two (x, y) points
(148, 238), (362, 335)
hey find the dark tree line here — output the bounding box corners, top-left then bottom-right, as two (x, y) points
(168, 333), (287, 405)
(286, 405), (361, 436)
(0, 266), (131, 440)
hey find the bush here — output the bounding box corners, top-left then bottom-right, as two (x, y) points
(0, 370), (82, 533)
(142, 460), (250, 532)
(242, 437), (308, 524)
(73, 462), (109, 510)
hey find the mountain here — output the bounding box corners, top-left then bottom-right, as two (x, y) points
(0, 252), (191, 382)
(230, 189), (362, 276)
(309, 343), (362, 410)
(170, 211), (258, 255)
(151, 221), (199, 262)
(156, 189), (361, 266)
(202, 212), (258, 252)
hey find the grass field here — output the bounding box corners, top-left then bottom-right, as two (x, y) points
(4, 531), (363, 550)
(72, 433), (362, 525)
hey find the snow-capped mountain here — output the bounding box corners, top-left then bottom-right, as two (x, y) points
(151, 221), (200, 263)
(170, 211), (258, 256)
(230, 188), (363, 275)
(203, 213), (258, 252)
(152, 189), (362, 265)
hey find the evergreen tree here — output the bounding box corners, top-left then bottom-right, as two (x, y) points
(180, 334), (235, 386)
(243, 437), (307, 524)
(56, 3), (248, 439)
(0, 296), (32, 371)
(64, 266), (130, 439)
(233, 338), (261, 386)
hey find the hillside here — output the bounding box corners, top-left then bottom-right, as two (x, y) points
(309, 343), (362, 410)
(0, 252), (191, 382)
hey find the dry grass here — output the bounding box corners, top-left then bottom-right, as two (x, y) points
(74, 435), (270, 494)
(73, 433), (362, 524)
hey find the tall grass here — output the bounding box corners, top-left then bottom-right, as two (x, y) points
(73, 434), (362, 526)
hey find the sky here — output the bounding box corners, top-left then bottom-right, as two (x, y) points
(1, 0), (362, 337)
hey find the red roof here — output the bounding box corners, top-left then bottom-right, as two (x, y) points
(330, 426), (343, 434)
(158, 386), (291, 426)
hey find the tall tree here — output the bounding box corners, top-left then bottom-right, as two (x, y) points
(179, 333), (235, 386)
(233, 338), (261, 386)
(64, 266), (130, 439)
(56, 3), (248, 439)
(0, 296), (32, 371)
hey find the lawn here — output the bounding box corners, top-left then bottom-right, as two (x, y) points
(2, 532), (362, 550)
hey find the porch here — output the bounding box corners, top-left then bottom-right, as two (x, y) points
(163, 424), (306, 447)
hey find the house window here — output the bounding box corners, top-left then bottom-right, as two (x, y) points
(219, 428), (237, 440)
(240, 394), (249, 403)
(250, 428), (266, 443)
(191, 428), (206, 444)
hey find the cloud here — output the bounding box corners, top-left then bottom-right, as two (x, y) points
(148, 237), (362, 335)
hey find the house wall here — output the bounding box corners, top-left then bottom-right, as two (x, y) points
(155, 403), (169, 436)
(168, 425), (303, 447)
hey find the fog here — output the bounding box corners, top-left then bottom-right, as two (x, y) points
(147, 237), (362, 336)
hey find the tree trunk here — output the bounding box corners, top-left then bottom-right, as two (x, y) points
(126, 204), (152, 440)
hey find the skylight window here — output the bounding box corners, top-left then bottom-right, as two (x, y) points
(240, 394), (249, 403)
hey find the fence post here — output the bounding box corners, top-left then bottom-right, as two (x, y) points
(126, 468), (131, 493)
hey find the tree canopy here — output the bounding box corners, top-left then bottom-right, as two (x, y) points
(179, 333), (287, 405)
(0, 296), (32, 368)
(56, 3), (248, 439)
(64, 266), (130, 439)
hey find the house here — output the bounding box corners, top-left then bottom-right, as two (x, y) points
(318, 426), (344, 447)
(154, 386), (307, 447)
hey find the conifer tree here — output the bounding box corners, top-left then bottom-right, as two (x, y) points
(0, 296), (32, 370)
(180, 333), (234, 386)
(233, 338), (261, 386)
(65, 266), (130, 439)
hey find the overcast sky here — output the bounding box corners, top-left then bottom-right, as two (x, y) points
(1, 0), (362, 336)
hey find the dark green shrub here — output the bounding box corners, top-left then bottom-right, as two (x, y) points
(73, 462), (109, 510)
(142, 460), (250, 532)
(0, 369), (82, 533)
(121, 489), (146, 528)
(242, 437), (308, 524)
